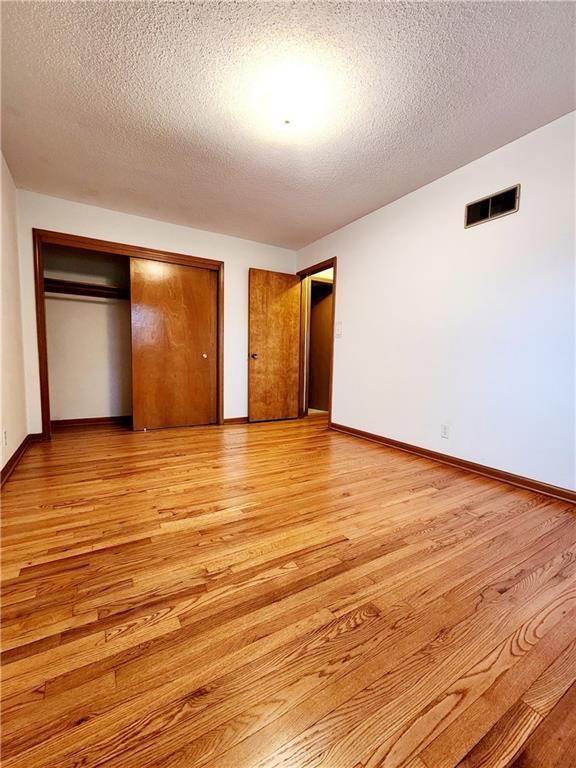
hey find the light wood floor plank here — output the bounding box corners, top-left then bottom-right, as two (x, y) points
(1, 415), (574, 767)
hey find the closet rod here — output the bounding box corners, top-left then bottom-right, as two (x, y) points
(44, 277), (129, 300)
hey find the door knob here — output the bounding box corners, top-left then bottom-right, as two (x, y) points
(202, 353), (208, 359)
(251, 353), (258, 359)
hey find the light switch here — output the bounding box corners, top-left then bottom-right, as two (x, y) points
(335, 321), (343, 338)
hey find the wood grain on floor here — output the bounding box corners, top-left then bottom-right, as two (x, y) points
(1, 415), (575, 767)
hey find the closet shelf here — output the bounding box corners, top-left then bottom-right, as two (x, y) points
(44, 277), (129, 300)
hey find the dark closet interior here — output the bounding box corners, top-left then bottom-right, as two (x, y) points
(308, 278), (333, 412)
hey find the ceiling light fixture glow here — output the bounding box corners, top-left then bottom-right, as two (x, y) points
(254, 60), (332, 135)
(233, 47), (342, 144)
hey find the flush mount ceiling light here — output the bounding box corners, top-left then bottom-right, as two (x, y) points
(231, 46), (344, 144)
(252, 59), (333, 138)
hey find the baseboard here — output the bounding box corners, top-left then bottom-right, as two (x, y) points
(51, 416), (132, 428)
(330, 422), (576, 504)
(53, 416), (247, 429)
(1, 433), (43, 488)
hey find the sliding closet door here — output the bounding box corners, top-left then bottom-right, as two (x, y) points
(130, 258), (217, 430)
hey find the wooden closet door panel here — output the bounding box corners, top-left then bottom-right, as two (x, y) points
(248, 268), (301, 422)
(130, 258), (217, 430)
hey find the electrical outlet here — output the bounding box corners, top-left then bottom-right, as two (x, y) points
(440, 424), (449, 439)
(3, 429), (7, 447)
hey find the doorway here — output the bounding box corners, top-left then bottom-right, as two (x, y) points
(246, 259), (337, 424)
(298, 258), (337, 422)
(308, 274), (334, 412)
(33, 229), (224, 439)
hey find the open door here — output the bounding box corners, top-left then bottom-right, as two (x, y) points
(130, 258), (217, 430)
(248, 268), (301, 422)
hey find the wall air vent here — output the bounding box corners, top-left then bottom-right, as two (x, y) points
(465, 185), (520, 228)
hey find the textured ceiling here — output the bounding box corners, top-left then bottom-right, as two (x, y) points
(2, 1), (575, 249)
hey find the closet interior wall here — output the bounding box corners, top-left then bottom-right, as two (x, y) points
(43, 245), (132, 424)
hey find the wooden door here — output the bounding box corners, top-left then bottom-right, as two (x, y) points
(308, 280), (333, 411)
(130, 258), (217, 430)
(248, 268), (301, 422)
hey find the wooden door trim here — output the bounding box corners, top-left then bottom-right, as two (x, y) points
(297, 257), (337, 421)
(33, 229), (224, 270)
(33, 230), (51, 440)
(297, 258), (336, 278)
(217, 263), (224, 426)
(33, 228), (224, 440)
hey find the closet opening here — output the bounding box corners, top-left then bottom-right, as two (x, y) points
(33, 230), (224, 440)
(43, 244), (133, 432)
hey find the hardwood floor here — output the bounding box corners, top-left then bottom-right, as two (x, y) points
(1, 415), (575, 768)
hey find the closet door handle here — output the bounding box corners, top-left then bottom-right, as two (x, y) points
(202, 353), (208, 359)
(251, 353), (258, 360)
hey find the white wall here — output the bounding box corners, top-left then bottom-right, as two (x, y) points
(299, 113), (576, 490)
(1, 156), (28, 467)
(16, 192), (296, 428)
(46, 295), (132, 420)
